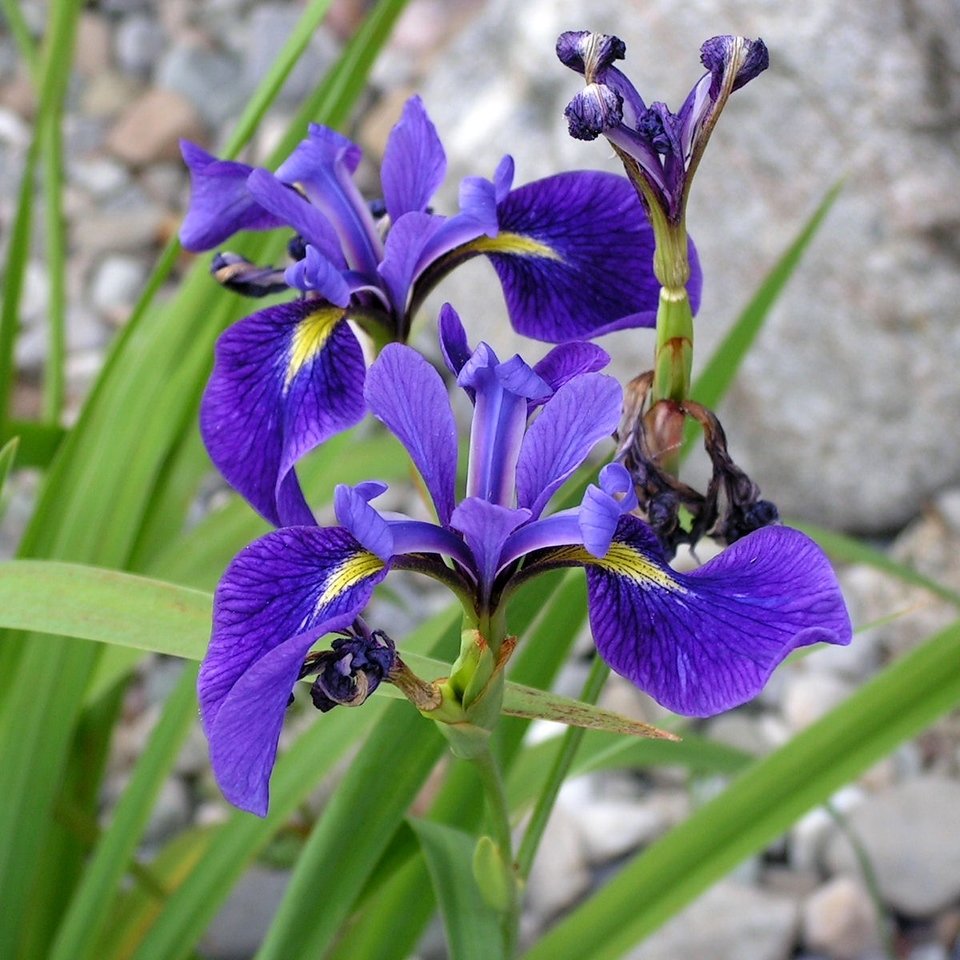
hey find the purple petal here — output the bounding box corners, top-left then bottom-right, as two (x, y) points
(563, 83), (624, 141)
(516, 373), (622, 519)
(460, 347), (548, 507)
(179, 141), (284, 251)
(364, 344), (458, 525)
(246, 170), (344, 266)
(450, 498), (529, 600)
(492, 155), (515, 202)
(378, 211), (446, 318)
(381, 95), (447, 221)
(532, 342), (610, 402)
(577, 463), (638, 557)
(457, 176), (500, 237)
(199, 525), (388, 814)
(284, 245), (351, 305)
(555, 31), (626, 75)
(486, 171), (702, 342)
(275, 124), (382, 276)
(334, 484), (395, 562)
(700, 35), (770, 97)
(438, 303), (472, 379)
(583, 517), (852, 717)
(201, 300), (366, 527)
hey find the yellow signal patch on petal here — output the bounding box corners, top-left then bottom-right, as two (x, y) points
(317, 550), (386, 607)
(285, 306), (344, 390)
(463, 232), (563, 261)
(548, 543), (685, 592)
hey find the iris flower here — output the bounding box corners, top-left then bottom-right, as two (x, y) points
(558, 32), (768, 225)
(198, 308), (851, 815)
(180, 96), (702, 527)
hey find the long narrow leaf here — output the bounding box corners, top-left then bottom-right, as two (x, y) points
(522, 619), (960, 960)
(411, 820), (505, 960)
(48, 665), (199, 960)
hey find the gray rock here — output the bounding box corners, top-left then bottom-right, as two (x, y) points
(524, 802), (591, 922)
(74, 12), (113, 78)
(417, 0), (960, 533)
(69, 156), (131, 199)
(89, 254), (147, 321)
(782, 670), (855, 732)
(115, 14), (169, 76)
(802, 876), (882, 960)
(623, 880), (798, 960)
(142, 777), (192, 846)
(0, 106), (30, 149)
(106, 87), (205, 166)
(789, 786), (866, 873)
(243, 5), (339, 106)
(155, 42), (245, 129)
(72, 203), (167, 254)
(577, 798), (669, 865)
(202, 866), (292, 960)
(824, 778), (960, 916)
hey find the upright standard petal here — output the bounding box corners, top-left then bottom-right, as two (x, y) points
(199, 525), (388, 814)
(245, 169), (345, 266)
(481, 171), (702, 341)
(574, 518), (852, 716)
(515, 372), (622, 519)
(381, 95), (447, 221)
(201, 299), (366, 527)
(364, 343), (459, 525)
(275, 124), (383, 276)
(179, 141), (284, 251)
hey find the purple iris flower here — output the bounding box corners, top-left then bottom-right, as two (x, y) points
(198, 306), (851, 815)
(558, 32), (769, 223)
(180, 96), (703, 527)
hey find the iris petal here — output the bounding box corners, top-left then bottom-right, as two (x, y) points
(364, 344), (458, 525)
(381, 95), (447, 221)
(275, 124), (382, 275)
(179, 141), (284, 251)
(245, 170), (344, 266)
(516, 372), (622, 519)
(577, 517), (852, 716)
(484, 171), (701, 341)
(199, 525), (388, 815)
(200, 300), (366, 527)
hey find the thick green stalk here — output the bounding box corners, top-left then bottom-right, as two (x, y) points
(473, 746), (520, 958)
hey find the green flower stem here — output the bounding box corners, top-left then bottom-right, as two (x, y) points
(515, 656), (611, 879)
(473, 744), (521, 958)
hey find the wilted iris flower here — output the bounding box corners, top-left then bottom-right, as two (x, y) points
(198, 308), (851, 815)
(558, 31), (768, 229)
(180, 97), (702, 527)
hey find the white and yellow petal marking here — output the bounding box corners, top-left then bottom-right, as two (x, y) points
(548, 542), (686, 592)
(317, 550), (386, 608)
(285, 306), (344, 390)
(462, 232), (563, 261)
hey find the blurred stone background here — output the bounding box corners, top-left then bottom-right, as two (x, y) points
(2, 2), (960, 959)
